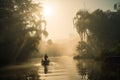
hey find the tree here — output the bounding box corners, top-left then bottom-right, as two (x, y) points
(73, 10), (95, 58)
(47, 39), (53, 46)
(73, 8), (120, 58)
(114, 2), (120, 11)
(73, 10), (90, 42)
(0, 0), (48, 65)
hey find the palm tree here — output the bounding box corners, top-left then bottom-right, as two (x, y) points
(73, 10), (90, 42)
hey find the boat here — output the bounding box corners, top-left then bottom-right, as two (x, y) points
(41, 59), (50, 66)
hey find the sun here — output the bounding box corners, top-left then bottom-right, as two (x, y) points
(43, 5), (52, 17)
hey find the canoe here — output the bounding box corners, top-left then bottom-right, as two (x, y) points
(41, 59), (50, 66)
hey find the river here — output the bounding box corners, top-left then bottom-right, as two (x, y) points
(0, 56), (120, 80)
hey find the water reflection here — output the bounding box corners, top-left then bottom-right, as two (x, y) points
(76, 59), (120, 80)
(76, 60), (88, 80)
(1, 57), (120, 80)
(77, 61), (88, 79)
(43, 65), (48, 74)
(76, 59), (102, 80)
(100, 63), (120, 80)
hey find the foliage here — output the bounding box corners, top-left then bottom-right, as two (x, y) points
(114, 2), (120, 11)
(0, 0), (48, 65)
(73, 7), (120, 59)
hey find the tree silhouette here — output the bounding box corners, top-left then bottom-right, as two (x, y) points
(0, 0), (48, 65)
(73, 8), (120, 58)
(73, 10), (89, 42)
(114, 2), (120, 11)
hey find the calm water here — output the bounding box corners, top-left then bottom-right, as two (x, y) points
(0, 56), (120, 80)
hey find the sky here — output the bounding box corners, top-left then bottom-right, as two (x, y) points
(35, 0), (120, 41)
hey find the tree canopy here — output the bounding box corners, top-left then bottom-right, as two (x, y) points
(0, 0), (48, 65)
(73, 8), (120, 58)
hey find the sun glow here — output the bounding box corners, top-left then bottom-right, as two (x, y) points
(43, 5), (52, 17)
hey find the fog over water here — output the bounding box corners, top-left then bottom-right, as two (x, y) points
(39, 37), (79, 56)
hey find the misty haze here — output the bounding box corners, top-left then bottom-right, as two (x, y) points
(0, 0), (120, 80)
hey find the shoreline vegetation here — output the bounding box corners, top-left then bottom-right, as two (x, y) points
(0, 0), (48, 67)
(73, 2), (120, 63)
(0, 0), (120, 67)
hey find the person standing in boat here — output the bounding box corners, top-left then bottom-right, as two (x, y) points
(41, 54), (50, 74)
(41, 54), (50, 66)
(44, 54), (48, 60)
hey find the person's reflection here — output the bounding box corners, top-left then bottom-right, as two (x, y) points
(44, 65), (48, 74)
